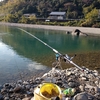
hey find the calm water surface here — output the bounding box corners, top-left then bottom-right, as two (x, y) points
(0, 25), (100, 84)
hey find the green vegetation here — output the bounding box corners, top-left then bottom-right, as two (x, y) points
(0, 0), (100, 27)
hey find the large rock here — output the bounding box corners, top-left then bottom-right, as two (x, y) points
(73, 92), (95, 100)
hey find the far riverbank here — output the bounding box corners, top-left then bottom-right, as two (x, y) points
(0, 22), (100, 35)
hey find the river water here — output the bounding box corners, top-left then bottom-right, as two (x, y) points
(0, 25), (100, 84)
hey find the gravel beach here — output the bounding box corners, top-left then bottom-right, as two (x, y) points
(0, 67), (100, 100)
(0, 22), (100, 35)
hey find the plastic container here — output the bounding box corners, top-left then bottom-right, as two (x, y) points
(40, 83), (61, 99)
(33, 83), (61, 100)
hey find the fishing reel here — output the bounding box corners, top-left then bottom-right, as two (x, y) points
(63, 54), (76, 63)
(55, 53), (76, 63)
(52, 53), (76, 69)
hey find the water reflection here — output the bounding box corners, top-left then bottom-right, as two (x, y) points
(0, 25), (100, 84)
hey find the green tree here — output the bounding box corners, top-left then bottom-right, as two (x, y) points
(29, 16), (37, 24)
(4, 14), (17, 22)
(85, 8), (98, 20)
(18, 16), (29, 23)
(81, 8), (98, 27)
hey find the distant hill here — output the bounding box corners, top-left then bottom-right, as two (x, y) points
(0, 0), (100, 27)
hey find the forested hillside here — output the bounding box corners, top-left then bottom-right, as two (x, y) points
(0, 0), (100, 27)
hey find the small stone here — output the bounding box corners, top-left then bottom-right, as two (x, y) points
(81, 77), (87, 81)
(30, 88), (34, 92)
(4, 97), (9, 100)
(17, 80), (23, 84)
(1, 88), (7, 93)
(23, 81), (29, 85)
(79, 85), (85, 92)
(25, 85), (31, 90)
(68, 82), (76, 88)
(22, 97), (31, 100)
(3, 83), (9, 87)
(26, 91), (33, 95)
(13, 86), (22, 93)
(31, 97), (34, 100)
(17, 98), (22, 100)
(65, 97), (71, 100)
(67, 72), (72, 76)
(56, 81), (63, 86)
(9, 88), (14, 93)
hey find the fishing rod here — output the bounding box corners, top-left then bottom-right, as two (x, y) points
(18, 28), (83, 70)
(18, 28), (100, 79)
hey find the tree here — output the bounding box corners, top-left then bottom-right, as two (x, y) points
(18, 16), (29, 23)
(81, 8), (98, 27)
(85, 8), (98, 20)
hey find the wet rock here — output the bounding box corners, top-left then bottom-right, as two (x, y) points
(4, 96), (9, 100)
(13, 86), (22, 93)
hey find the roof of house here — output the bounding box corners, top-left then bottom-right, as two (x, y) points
(24, 13), (36, 16)
(49, 12), (66, 15)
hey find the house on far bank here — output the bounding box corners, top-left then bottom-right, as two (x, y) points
(23, 13), (36, 18)
(49, 12), (66, 20)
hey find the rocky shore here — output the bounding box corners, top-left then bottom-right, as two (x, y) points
(0, 67), (100, 100)
(0, 22), (100, 35)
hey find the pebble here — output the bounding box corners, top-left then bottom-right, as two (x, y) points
(0, 67), (100, 100)
(13, 86), (22, 93)
(4, 97), (9, 100)
(22, 97), (31, 100)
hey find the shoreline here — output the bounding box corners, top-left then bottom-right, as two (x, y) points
(0, 22), (100, 35)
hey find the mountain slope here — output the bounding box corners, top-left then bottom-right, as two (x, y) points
(0, 0), (100, 27)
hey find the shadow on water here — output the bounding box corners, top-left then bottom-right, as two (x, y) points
(0, 25), (100, 84)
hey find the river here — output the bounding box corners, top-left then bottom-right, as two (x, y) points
(0, 25), (100, 84)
